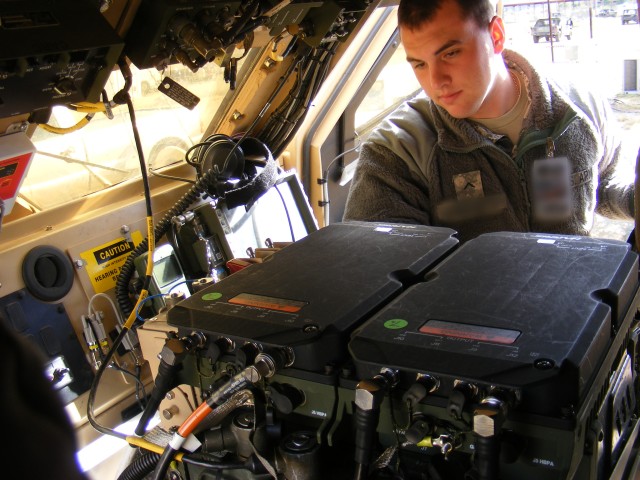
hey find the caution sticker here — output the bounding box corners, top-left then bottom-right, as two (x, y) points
(80, 231), (144, 293)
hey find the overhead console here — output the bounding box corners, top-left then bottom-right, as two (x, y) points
(0, 0), (375, 119)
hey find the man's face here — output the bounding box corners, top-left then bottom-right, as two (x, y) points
(401, 0), (505, 120)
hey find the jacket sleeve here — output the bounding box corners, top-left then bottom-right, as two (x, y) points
(342, 141), (432, 225)
(577, 87), (635, 219)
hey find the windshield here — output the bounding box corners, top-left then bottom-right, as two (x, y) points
(19, 60), (243, 212)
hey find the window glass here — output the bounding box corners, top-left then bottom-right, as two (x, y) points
(21, 61), (241, 211)
(354, 42), (420, 131)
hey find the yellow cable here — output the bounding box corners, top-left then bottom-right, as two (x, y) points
(37, 115), (92, 134)
(125, 436), (185, 461)
(37, 100), (116, 134)
(145, 215), (155, 276)
(123, 215), (155, 329)
(68, 101), (108, 113)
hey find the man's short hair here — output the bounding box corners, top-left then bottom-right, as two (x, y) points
(398, 0), (496, 30)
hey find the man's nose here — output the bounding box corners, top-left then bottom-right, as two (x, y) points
(429, 63), (448, 89)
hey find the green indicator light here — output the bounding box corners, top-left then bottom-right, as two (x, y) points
(384, 319), (408, 330)
(202, 292), (222, 301)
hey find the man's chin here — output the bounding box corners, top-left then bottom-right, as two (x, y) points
(438, 104), (471, 119)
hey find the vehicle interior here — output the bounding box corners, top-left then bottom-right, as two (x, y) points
(1, 1), (640, 479)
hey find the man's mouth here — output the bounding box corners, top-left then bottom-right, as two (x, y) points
(439, 90), (462, 104)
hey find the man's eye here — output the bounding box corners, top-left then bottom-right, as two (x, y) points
(411, 62), (425, 70)
(444, 49), (460, 59)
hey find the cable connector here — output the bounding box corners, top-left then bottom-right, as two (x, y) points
(82, 315), (100, 369)
(90, 311), (110, 357)
(353, 367), (398, 478)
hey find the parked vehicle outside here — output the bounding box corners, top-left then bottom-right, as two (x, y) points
(531, 17), (572, 43)
(597, 8), (617, 17)
(622, 8), (638, 24)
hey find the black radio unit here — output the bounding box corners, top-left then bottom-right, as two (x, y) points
(0, 0), (124, 116)
(142, 222), (640, 480)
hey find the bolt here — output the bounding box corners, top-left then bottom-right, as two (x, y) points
(74, 259), (84, 269)
(162, 405), (179, 420)
(167, 469), (182, 480)
(121, 225), (130, 234)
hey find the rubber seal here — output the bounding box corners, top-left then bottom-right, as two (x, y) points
(22, 245), (74, 301)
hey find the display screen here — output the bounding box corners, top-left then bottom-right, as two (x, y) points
(154, 254), (183, 288)
(419, 319), (520, 345)
(229, 292), (307, 313)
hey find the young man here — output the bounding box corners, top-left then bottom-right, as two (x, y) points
(343, 0), (635, 243)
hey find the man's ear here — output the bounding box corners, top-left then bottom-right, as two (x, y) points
(489, 15), (507, 53)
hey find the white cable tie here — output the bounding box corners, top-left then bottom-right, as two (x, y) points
(169, 432), (186, 451)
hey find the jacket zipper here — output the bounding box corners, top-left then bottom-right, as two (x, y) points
(479, 109), (578, 230)
(513, 108), (579, 168)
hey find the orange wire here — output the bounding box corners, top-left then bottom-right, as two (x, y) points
(177, 401), (212, 437)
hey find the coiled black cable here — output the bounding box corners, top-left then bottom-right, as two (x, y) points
(114, 165), (224, 318)
(117, 451), (160, 480)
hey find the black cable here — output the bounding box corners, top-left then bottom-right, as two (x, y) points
(109, 362), (147, 411)
(260, 41), (338, 157)
(117, 450), (159, 480)
(114, 169), (215, 317)
(125, 94), (153, 218)
(149, 165), (196, 184)
(182, 455), (247, 470)
(88, 64), (156, 439)
(152, 445), (178, 480)
(320, 138), (361, 225)
(184, 141), (215, 167)
(135, 348), (184, 436)
(88, 326), (135, 438)
(273, 183), (295, 242)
